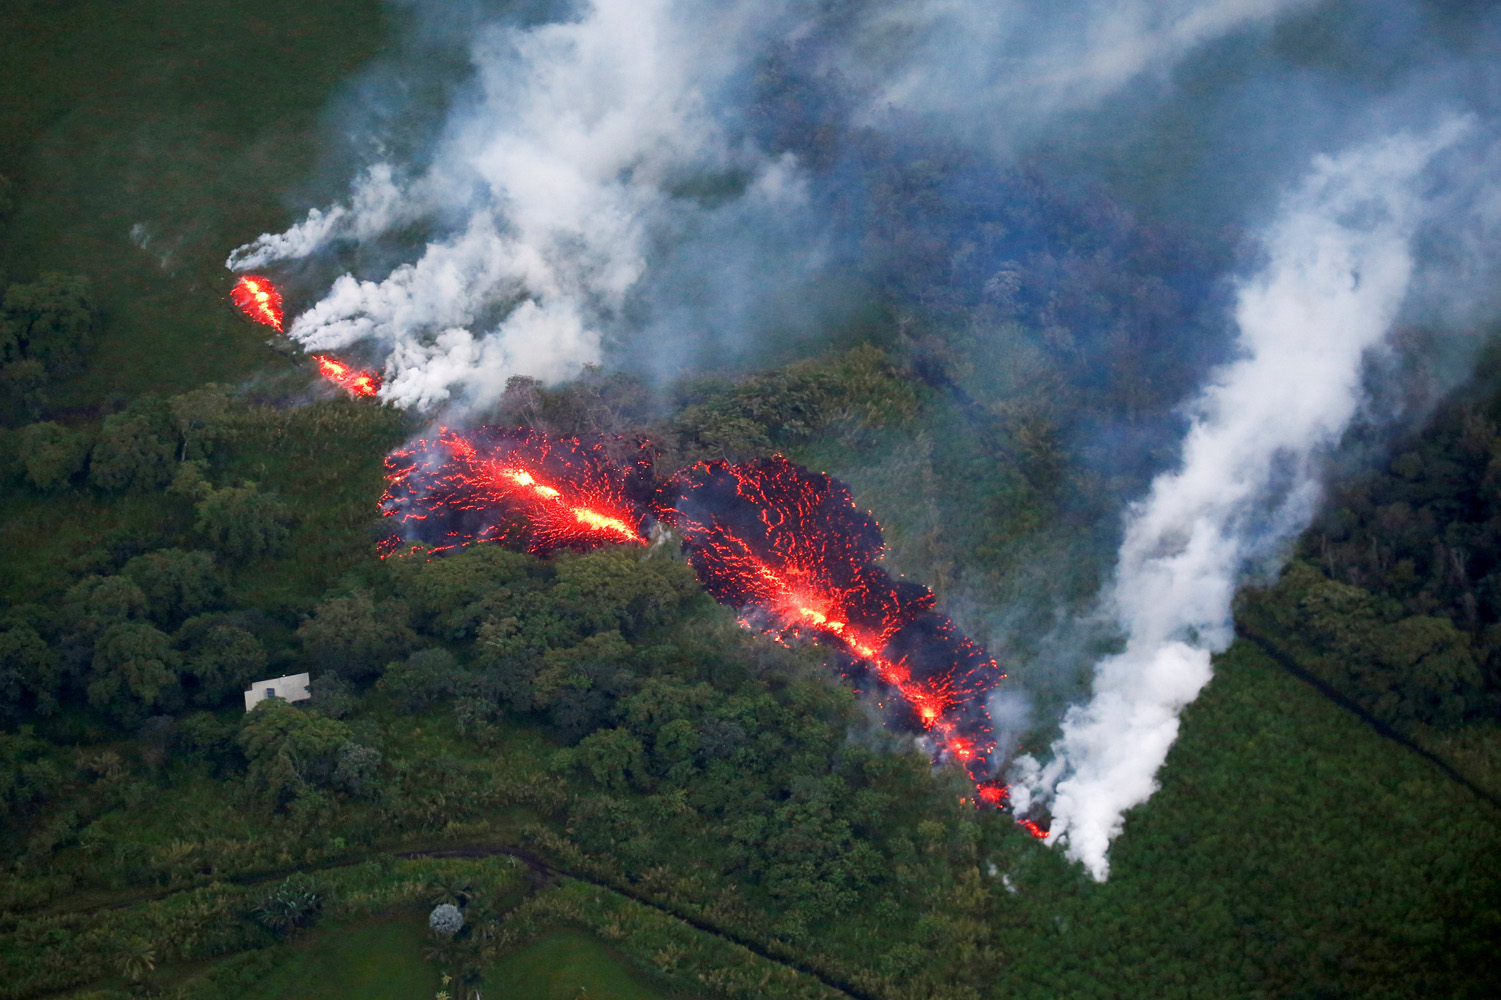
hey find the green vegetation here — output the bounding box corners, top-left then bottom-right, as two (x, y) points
(2, 4), (1499, 1000)
(234, 915), (436, 1000)
(484, 930), (673, 1000)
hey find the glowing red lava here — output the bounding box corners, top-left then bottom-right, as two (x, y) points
(378, 431), (1050, 839)
(379, 427), (650, 556)
(660, 456), (1005, 784)
(313, 355), (382, 398)
(230, 276), (284, 331)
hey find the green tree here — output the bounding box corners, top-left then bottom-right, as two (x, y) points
(87, 621), (182, 721)
(0, 359), (47, 425)
(64, 573), (149, 639)
(121, 549), (224, 626)
(393, 544), (540, 639)
(238, 699), (353, 808)
(552, 548), (701, 636)
(252, 874), (324, 933)
(0, 623), (61, 720)
(88, 402), (176, 492)
(1374, 615), (1481, 726)
(116, 938), (157, 983)
(194, 483), (292, 561)
(16, 420), (88, 491)
(0, 273), (95, 373)
(167, 384), (235, 461)
(177, 615), (267, 706)
(376, 647), (461, 714)
(574, 726), (645, 791)
(297, 591), (413, 680)
(331, 742), (382, 796)
(0, 727), (62, 814)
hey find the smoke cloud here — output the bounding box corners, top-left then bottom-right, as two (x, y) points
(1011, 120), (1473, 881)
(227, 0), (1298, 412)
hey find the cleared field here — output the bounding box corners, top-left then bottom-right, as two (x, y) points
(234, 913), (435, 1000)
(484, 931), (677, 1000)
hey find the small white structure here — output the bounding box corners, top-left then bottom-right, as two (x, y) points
(244, 672), (312, 712)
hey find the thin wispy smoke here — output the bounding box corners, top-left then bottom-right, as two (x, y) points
(837, 0), (1309, 135)
(226, 0), (1297, 412)
(1011, 120), (1472, 881)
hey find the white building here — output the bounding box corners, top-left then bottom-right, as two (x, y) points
(243, 672), (312, 712)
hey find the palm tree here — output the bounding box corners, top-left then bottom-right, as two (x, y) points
(118, 938), (156, 983)
(427, 875), (477, 908)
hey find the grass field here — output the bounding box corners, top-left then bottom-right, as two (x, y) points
(484, 931), (678, 1000)
(232, 913), (436, 1000)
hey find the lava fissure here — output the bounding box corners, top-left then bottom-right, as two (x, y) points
(660, 456), (1004, 784)
(379, 431), (1045, 836)
(230, 275), (284, 331)
(381, 427), (651, 556)
(313, 355), (382, 398)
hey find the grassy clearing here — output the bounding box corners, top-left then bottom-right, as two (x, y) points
(485, 930), (676, 1000)
(232, 912), (435, 1000)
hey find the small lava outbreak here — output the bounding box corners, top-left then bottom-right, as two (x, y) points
(230, 276), (284, 331)
(660, 456), (1006, 784)
(313, 355), (382, 398)
(380, 427), (652, 556)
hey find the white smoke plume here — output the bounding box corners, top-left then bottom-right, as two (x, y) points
(230, 0), (802, 411)
(1010, 120), (1472, 881)
(227, 0), (1303, 412)
(837, 0), (1310, 135)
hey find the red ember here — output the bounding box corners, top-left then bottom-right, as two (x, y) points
(230, 276), (284, 331)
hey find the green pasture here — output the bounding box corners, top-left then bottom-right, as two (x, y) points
(485, 931), (676, 1000)
(231, 913), (435, 1000)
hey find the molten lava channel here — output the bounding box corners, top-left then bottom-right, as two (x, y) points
(313, 355), (382, 398)
(378, 431), (1047, 836)
(380, 427), (650, 556)
(230, 276), (284, 331)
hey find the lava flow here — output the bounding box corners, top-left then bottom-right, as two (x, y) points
(230, 276), (284, 331)
(380, 427), (650, 556)
(377, 431), (1047, 837)
(660, 456), (1007, 784)
(313, 355), (382, 398)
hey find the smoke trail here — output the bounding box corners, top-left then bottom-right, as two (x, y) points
(1010, 120), (1471, 880)
(834, 0), (1309, 137)
(226, 0), (1299, 412)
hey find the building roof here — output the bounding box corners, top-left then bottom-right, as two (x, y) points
(243, 672), (313, 712)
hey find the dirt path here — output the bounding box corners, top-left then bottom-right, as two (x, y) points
(15, 838), (875, 1000)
